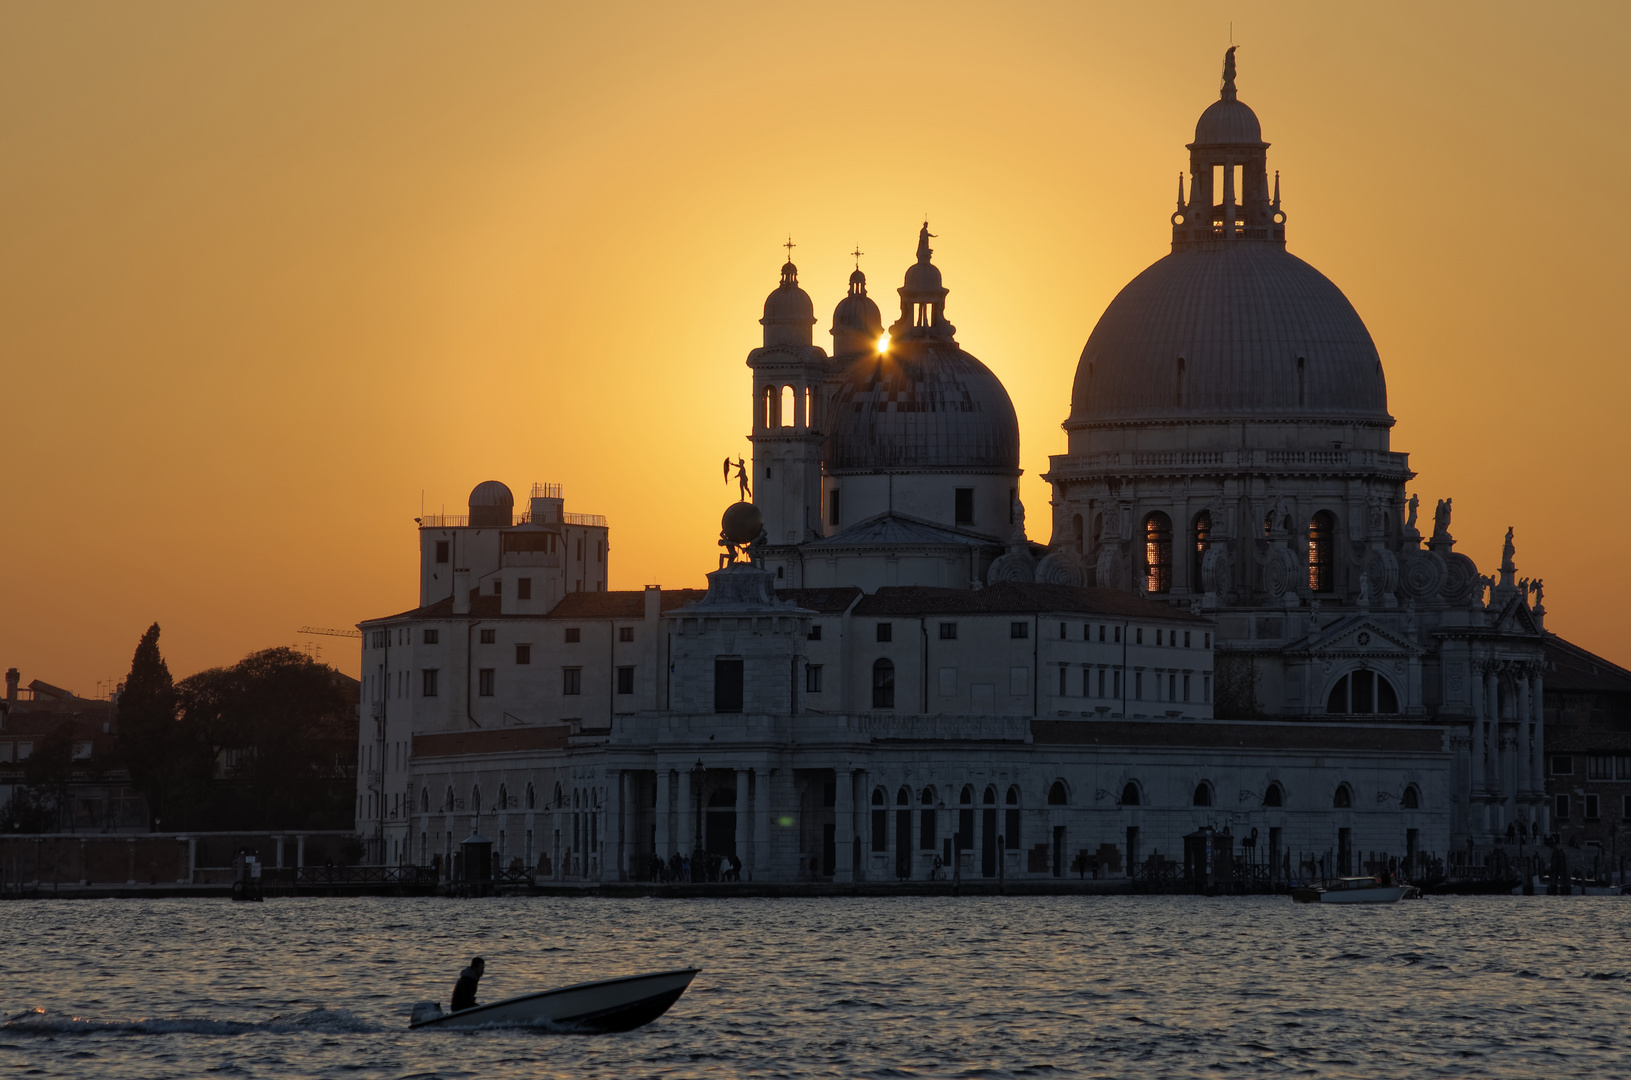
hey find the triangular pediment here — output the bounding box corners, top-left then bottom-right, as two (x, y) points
(1490, 596), (1543, 636)
(1288, 614), (1423, 657)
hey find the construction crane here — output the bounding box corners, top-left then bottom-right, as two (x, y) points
(297, 626), (362, 639)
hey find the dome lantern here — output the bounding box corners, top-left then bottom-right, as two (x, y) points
(1173, 47), (1285, 250)
(889, 222), (956, 343)
(831, 259), (884, 361)
(760, 243), (816, 347)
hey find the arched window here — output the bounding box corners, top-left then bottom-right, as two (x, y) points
(763, 385), (775, 429)
(526, 783), (536, 810)
(960, 786), (974, 804)
(420, 788), (429, 813)
(471, 786), (482, 813)
(872, 659), (895, 708)
(896, 786), (910, 806)
(1143, 512), (1173, 593)
(1401, 785), (1420, 809)
(1333, 784), (1353, 809)
(1326, 671), (1401, 715)
(921, 786), (937, 805)
(1193, 781), (1213, 807)
(1121, 782), (1141, 807)
(804, 386), (814, 428)
(919, 787), (938, 851)
(1048, 780), (1068, 806)
(983, 786), (997, 805)
(780, 385), (796, 428)
(498, 784), (508, 810)
(870, 788), (887, 852)
(1263, 783), (1284, 807)
(1192, 510), (1212, 591)
(444, 785), (454, 811)
(554, 782), (564, 809)
(1308, 511), (1335, 592)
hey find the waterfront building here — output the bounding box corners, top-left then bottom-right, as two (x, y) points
(356, 52), (1588, 884)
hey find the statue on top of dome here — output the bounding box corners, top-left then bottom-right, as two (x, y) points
(916, 221), (935, 262)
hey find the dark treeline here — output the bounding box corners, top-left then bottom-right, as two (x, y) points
(112, 624), (358, 830)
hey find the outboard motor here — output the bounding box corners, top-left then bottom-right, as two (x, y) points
(410, 1002), (444, 1026)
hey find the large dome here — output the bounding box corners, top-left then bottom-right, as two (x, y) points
(1069, 244), (1391, 425)
(826, 344), (1020, 472)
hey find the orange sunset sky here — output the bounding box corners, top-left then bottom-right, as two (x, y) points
(2, 2), (1627, 692)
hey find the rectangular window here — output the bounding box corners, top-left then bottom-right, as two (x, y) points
(422, 669), (439, 697)
(1184, 674), (1191, 701)
(619, 626), (635, 643)
(1555, 793), (1570, 819)
(876, 622), (892, 643)
(954, 487), (974, 525)
(1135, 671), (1143, 700)
(938, 667), (956, 697)
(596, 540), (604, 563)
(1098, 669), (1107, 697)
(478, 669), (495, 697)
(1169, 672), (1176, 700)
(1114, 626), (1122, 643)
(1010, 622), (1028, 639)
(808, 624), (821, 641)
(1623, 794), (1631, 819)
(806, 664), (823, 693)
(1552, 755), (1573, 775)
(1204, 673), (1212, 702)
(515, 644), (532, 665)
(1114, 669), (1122, 698)
(423, 628), (439, 645)
(920, 807), (937, 850)
(1618, 755), (1631, 780)
(939, 622), (957, 640)
(872, 807), (887, 852)
(563, 667), (582, 695)
(1010, 667), (1028, 696)
(479, 628), (496, 644)
(714, 658), (744, 713)
(616, 666), (635, 695)
(435, 540), (449, 563)
(1082, 668), (1092, 697)
(829, 488), (841, 526)
(1058, 667), (1068, 695)
(1205, 633), (1211, 648)
(1155, 629), (1163, 646)
(1136, 628), (1144, 644)
(1585, 793), (1600, 820)
(1184, 631), (1192, 648)
(1588, 755), (1613, 780)
(1098, 625), (1105, 642)
(565, 627), (580, 643)
(517, 577), (532, 600)
(493, 579), (502, 595)
(1059, 622), (1067, 640)
(1005, 806), (1020, 850)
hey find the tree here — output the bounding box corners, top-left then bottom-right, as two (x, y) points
(115, 623), (178, 827)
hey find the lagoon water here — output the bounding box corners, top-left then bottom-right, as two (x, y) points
(1, 895), (1628, 1078)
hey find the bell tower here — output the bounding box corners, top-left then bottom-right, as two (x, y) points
(1171, 47), (1286, 250)
(746, 249), (827, 574)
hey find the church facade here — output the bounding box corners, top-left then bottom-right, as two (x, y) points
(354, 53), (1555, 885)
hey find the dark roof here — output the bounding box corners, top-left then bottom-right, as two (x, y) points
(802, 513), (996, 550)
(366, 589), (707, 624)
(775, 587), (863, 614)
(852, 582), (1210, 621)
(1544, 635), (1631, 695)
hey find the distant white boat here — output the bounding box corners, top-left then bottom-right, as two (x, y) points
(1293, 877), (1417, 904)
(409, 968), (699, 1032)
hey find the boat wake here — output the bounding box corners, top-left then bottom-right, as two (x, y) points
(2, 1006), (386, 1037)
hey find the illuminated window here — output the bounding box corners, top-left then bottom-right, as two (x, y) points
(1192, 510), (1211, 591)
(1309, 511), (1335, 592)
(780, 385), (795, 427)
(1143, 512), (1172, 593)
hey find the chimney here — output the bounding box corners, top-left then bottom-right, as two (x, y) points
(644, 584), (661, 624)
(4, 668), (17, 703)
(452, 569), (471, 615)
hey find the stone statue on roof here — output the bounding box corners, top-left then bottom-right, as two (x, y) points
(1501, 527), (1516, 572)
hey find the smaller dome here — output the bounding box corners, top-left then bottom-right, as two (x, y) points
(903, 260), (943, 292)
(848, 268), (865, 286)
(1194, 97), (1263, 145)
(761, 260), (815, 346)
(832, 271), (882, 334)
(468, 481), (514, 528)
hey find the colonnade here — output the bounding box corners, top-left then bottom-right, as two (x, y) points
(1467, 660), (1546, 838)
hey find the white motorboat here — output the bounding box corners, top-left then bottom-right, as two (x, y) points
(1292, 876), (1417, 904)
(408, 967), (699, 1032)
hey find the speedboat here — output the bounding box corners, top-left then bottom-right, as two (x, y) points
(408, 968), (699, 1032)
(1292, 876), (1417, 904)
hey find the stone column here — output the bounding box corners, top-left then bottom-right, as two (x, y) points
(756, 767), (774, 879)
(1470, 667), (1486, 800)
(734, 769), (750, 877)
(834, 768), (855, 883)
(655, 769), (672, 860)
(616, 771), (631, 880)
(185, 836), (197, 884)
(1486, 667), (1501, 794)
(1531, 670), (1546, 804)
(1516, 676), (1532, 795)
(677, 768), (693, 859)
(274, 835), (285, 870)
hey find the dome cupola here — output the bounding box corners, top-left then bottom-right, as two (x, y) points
(826, 225), (1018, 474)
(831, 263), (884, 360)
(760, 252), (816, 347)
(468, 480), (514, 527)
